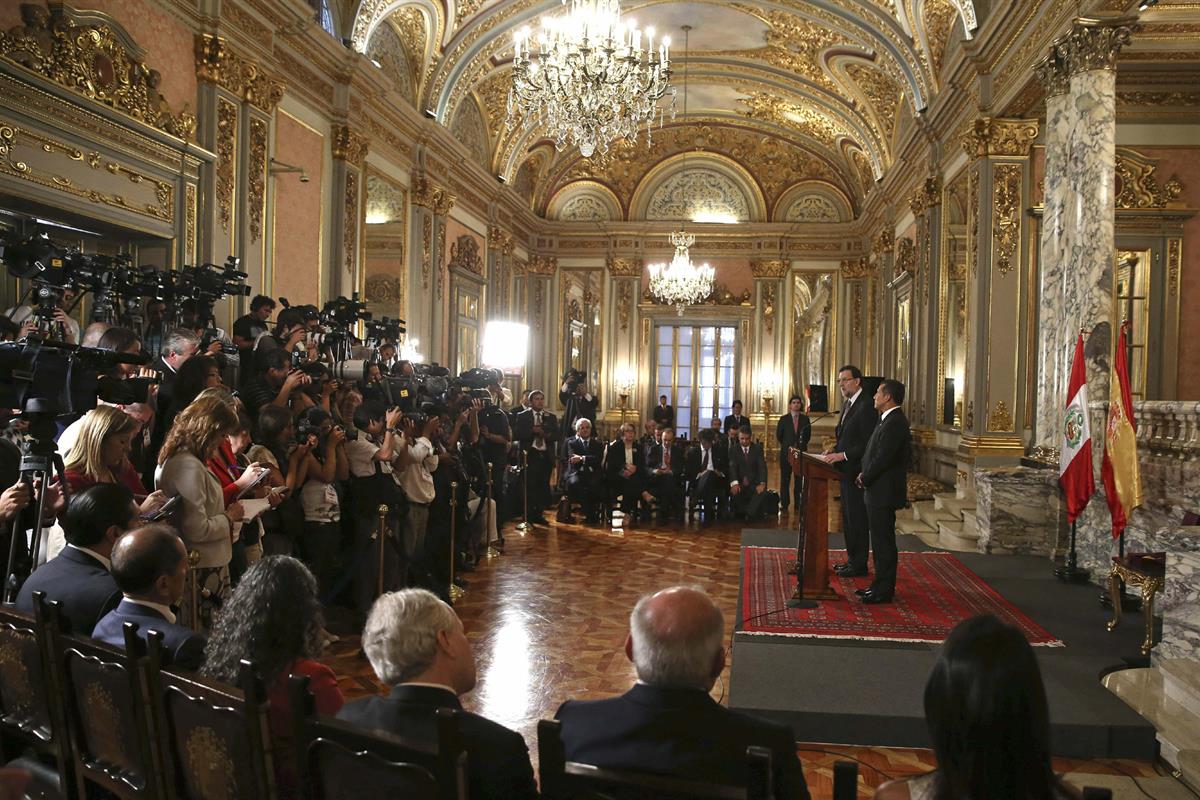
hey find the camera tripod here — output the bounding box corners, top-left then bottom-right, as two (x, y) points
(3, 401), (68, 603)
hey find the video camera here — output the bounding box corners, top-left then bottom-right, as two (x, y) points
(563, 367), (586, 389)
(321, 294), (371, 329)
(0, 335), (152, 414)
(365, 316), (405, 343)
(172, 257), (251, 305)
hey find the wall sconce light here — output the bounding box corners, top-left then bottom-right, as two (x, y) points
(269, 158), (309, 183)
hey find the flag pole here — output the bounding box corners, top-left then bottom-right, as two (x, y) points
(1056, 326), (1094, 584)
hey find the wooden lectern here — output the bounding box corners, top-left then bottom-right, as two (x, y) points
(796, 452), (843, 600)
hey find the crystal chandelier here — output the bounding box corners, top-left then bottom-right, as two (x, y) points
(506, 0), (675, 159)
(648, 229), (715, 316)
(646, 27), (713, 316)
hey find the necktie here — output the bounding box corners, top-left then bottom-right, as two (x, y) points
(702, 449), (710, 471)
(664, 448), (670, 468)
(743, 447), (749, 457)
(793, 414), (798, 433)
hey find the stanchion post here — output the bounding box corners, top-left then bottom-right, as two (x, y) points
(486, 462), (501, 557)
(448, 482), (464, 602)
(787, 473), (818, 609)
(515, 450), (530, 532)
(187, 550), (201, 632)
(376, 503), (389, 597)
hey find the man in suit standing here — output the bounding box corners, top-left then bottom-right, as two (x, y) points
(565, 418), (605, 523)
(647, 427), (685, 521)
(512, 389), (558, 524)
(774, 395), (812, 511)
(819, 365), (878, 578)
(340, 589), (537, 800)
(727, 427), (769, 520)
(652, 395), (674, 430)
(93, 524), (207, 670)
(722, 400), (748, 438)
(556, 586), (809, 800)
(855, 379), (910, 604)
(16, 483), (135, 635)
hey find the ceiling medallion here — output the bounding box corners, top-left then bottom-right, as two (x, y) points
(506, 0), (675, 159)
(647, 229), (715, 315)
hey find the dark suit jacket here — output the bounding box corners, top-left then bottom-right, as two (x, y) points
(775, 413), (812, 460)
(646, 442), (684, 480)
(723, 413), (749, 435)
(338, 684), (537, 800)
(861, 408), (910, 510)
(556, 684), (809, 800)
(565, 436), (603, 480)
(728, 442), (767, 489)
(605, 439), (647, 481)
(513, 408), (559, 453)
(15, 546), (120, 635)
(92, 598), (207, 671)
(651, 404), (674, 428)
(834, 393), (878, 474)
(685, 444), (727, 480)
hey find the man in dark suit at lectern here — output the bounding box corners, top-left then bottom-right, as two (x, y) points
(818, 365), (878, 578)
(855, 379), (910, 604)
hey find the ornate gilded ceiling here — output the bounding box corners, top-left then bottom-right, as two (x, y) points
(347, 0), (976, 219)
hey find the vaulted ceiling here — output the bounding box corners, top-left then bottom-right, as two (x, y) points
(347, 0), (977, 219)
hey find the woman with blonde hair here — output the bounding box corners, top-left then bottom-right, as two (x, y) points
(156, 393), (246, 628)
(63, 406), (162, 511)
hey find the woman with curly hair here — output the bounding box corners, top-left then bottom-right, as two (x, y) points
(156, 393), (245, 629)
(202, 555), (343, 797)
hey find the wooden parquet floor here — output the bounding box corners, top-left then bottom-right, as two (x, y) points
(323, 507), (1168, 799)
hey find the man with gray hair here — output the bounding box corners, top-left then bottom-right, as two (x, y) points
(556, 586), (809, 799)
(337, 589), (537, 800)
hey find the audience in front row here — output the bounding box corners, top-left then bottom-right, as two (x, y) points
(93, 524), (206, 670)
(556, 585), (810, 800)
(343, 588), (538, 800)
(15, 483), (135, 634)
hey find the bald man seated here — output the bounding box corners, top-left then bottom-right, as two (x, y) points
(92, 524), (207, 671)
(555, 586), (810, 799)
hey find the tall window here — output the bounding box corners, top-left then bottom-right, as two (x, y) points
(655, 325), (737, 438)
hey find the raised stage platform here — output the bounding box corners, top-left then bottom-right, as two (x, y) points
(729, 528), (1158, 760)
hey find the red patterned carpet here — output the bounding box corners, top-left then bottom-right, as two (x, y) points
(740, 546), (1063, 646)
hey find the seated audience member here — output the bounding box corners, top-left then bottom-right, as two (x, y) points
(61, 406), (163, 514)
(647, 427), (685, 521)
(605, 423), (653, 519)
(202, 556), (344, 798)
(15, 483), (136, 634)
(93, 524), (206, 670)
(686, 428), (727, 514)
(876, 615), (1080, 800)
(556, 586), (809, 800)
(342, 589), (537, 800)
(241, 347), (313, 421)
(564, 418), (604, 523)
(727, 426), (769, 520)
(156, 394), (245, 629)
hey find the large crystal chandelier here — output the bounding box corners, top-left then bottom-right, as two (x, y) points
(646, 26), (713, 316)
(648, 229), (715, 316)
(506, 0), (675, 159)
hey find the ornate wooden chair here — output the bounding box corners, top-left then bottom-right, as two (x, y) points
(537, 719), (772, 800)
(146, 635), (276, 800)
(288, 675), (467, 800)
(0, 594), (72, 800)
(832, 760), (858, 800)
(43, 597), (165, 799)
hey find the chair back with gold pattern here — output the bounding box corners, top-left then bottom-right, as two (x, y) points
(289, 675), (467, 800)
(45, 597), (166, 799)
(146, 636), (276, 800)
(0, 594), (73, 794)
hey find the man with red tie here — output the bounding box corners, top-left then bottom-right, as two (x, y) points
(728, 427), (769, 521)
(648, 427), (685, 522)
(774, 395), (811, 512)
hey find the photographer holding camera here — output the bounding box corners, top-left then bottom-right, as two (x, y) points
(396, 409), (441, 589)
(347, 401), (409, 614)
(241, 347), (315, 421)
(5, 285), (80, 344)
(294, 407), (350, 600)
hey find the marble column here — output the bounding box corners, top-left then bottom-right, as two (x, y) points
(1032, 44), (1072, 463)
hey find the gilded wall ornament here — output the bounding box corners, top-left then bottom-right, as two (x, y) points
(1168, 238), (1181, 298)
(1062, 17), (1137, 75)
(895, 237), (916, 275)
(216, 98), (236, 234)
(965, 400), (974, 429)
(909, 175), (941, 215)
(1034, 43), (1070, 97)
(331, 124), (368, 168)
(641, 283), (750, 307)
(421, 214), (432, 289)
(840, 257), (875, 279)
(960, 118), (1039, 159)
(194, 34), (284, 112)
(365, 273), (402, 303)
(762, 283), (777, 335)
(487, 226), (514, 254)
(247, 117), (267, 244)
(0, 5), (196, 139)
(185, 182), (197, 262)
(532, 280), (544, 330)
(528, 255), (558, 275)
(436, 218), (447, 298)
(967, 167), (979, 278)
(751, 259), (788, 278)
(344, 170), (359, 278)
(1115, 149), (1184, 209)
(448, 234), (483, 275)
(617, 280), (632, 330)
(606, 257), (642, 276)
(871, 228), (894, 256)
(987, 399), (1014, 432)
(992, 163), (1021, 277)
(851, 283), (863, 336)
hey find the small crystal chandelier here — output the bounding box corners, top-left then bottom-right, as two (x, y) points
(646, 26), (713, 316)
(506, 0), (675, 159)
(648, 229), (715, 316)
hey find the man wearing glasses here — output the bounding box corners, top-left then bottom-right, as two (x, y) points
(818, 365), (877, 577)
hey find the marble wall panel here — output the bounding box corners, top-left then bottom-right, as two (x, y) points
(1145, 528), (1200, 661)
(975, 467), (1062, 555)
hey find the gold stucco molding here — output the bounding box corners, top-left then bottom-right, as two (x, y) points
(606, 257), (643, 276)
(331, 123), (368, 168)
(1115, 149), (1184, 210)
(488, 226), (515, 254)
(908, 175), (942, 215)
(1062, 16), (1138, 75)
(412, 175), (455, 215)
(840, 257), (875, 279)
(751, 259), (789, 278)
(960, 118), (1040, 160)
(194, 33), (284, 112)
(871, 227), (894, 256)
(528, 255), (558, 275)
(1034, 43), (1070, 98)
